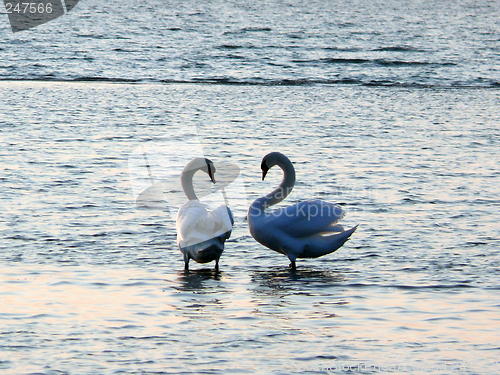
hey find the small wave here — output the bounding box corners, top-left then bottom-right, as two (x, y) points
(393, 284), (475, 290)
(121, 281), (150, 287)
(424, 316), (464, 321)
(296, 354), (338, 361)
(375, 59), (442, 66)
(343, 283), (477, 290)
(7, 234), (36, 241)
(225, 54), (246, 60)
(322, 46), (362, 52)
(293, 57), (369, 64)
(112, 48), (134, 52)
(75, 33), (108, 39)
(373, 46), (426, 52)
(49, 280), (74, 286)
(223, 27), (272, 35)
(294, 57), (455, 67)
(72, 76), (141, 83)
(29, 313), (63, 319)
(110, 324), (145, 330)
(217, 44), (244, 50)
(242, 26), (272, 32)
(465, 241), (488, 247)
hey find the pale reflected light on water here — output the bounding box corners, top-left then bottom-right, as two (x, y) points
(1, 263), (499, 374)
(2, 0), (500, 371)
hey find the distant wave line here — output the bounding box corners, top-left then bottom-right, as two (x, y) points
(292, 57), (457, 66)
(1, 77), (499, 88)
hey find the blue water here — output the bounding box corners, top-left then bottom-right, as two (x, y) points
(1, 0), (500, 87)
(1, 0), (500, 374)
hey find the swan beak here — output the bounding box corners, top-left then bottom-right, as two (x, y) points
(208, 169), (216, 184)
(261, 160), (269, 180)
(261, 166), (269, 181)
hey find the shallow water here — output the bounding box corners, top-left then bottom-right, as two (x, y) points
(1, 82), (499, 374)
(2, 0), (500, 372)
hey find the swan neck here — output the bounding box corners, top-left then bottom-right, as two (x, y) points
(255, 157), (296, 210)
(181, 168), (198, 201)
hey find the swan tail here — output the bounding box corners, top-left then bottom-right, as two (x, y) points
(180, 237), (225, 264)
(301, 224), (358, 258)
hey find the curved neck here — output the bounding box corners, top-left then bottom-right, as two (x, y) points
(181, 160), (204, 200)
(251, 156), (296, 213)
(181, 168), (198, 200)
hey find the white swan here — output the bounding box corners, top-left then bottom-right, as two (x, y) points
(248, 152), (358, 269)
(177, 158), (234, 271)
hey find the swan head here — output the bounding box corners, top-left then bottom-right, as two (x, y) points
(184, 157), (217, 183)
(260, 152), (288, 180)
(203, 158), (217, 184)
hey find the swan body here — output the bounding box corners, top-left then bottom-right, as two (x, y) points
(176, 158), (234, 271)
(248, 152), (357, 269)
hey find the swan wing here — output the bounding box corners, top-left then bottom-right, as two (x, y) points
(210, 205), (234, 239)
(273, 200), (346, 238)
(176, 201), (215, 243)
(293, 224), (358, 260)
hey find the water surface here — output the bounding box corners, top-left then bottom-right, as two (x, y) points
(1, 82), (499, 374)
(1, 0), (500, 373)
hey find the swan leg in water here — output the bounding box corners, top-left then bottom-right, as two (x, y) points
(176, 158), (234, 271)
(248, 152), (358, 269)
(180, 230), (231, 272)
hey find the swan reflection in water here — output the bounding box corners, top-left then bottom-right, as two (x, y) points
(248, 266), (350, 319)
(251, 267), (346, 292)
(173, 268), (223, 292)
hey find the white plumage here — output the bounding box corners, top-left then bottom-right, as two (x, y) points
(176, 157), (233, 271)
(248, 152), (357, 269)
